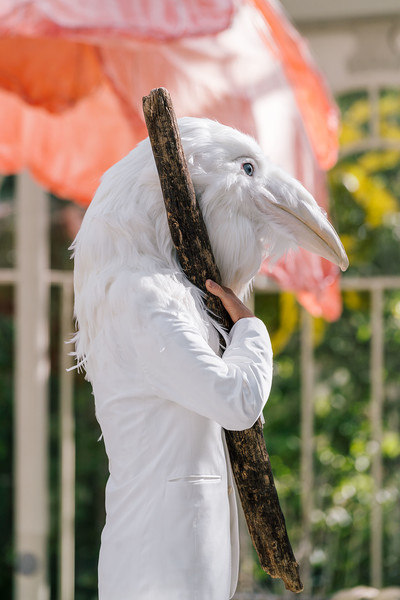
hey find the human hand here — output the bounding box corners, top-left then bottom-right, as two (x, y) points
(205, 279), (255, 324)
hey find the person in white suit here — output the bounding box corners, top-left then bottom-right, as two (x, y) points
(72, 118), (348, 600)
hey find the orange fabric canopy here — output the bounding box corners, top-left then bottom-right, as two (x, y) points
(0, 0), (341, 319)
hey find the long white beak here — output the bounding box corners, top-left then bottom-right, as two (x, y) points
(260, 169), (349, 272)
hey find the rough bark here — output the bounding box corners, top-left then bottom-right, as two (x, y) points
(142, 87), (303, 593)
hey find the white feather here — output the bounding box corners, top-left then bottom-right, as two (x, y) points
(72, 117), (347, 371)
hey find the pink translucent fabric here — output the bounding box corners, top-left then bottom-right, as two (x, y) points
(259, 139), (342, 321)
(0, 0), (342, 319)
(0, 0), (234, 41)
(0, 83), (137, 204)
(253, 0), (339, 171)
(261, 252), (342, 322)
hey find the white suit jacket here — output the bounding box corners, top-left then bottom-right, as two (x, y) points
(86, 272), (273, 600)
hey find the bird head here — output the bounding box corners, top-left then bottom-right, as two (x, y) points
(178, 118), (348, 294)
(73, 117), (348, 300)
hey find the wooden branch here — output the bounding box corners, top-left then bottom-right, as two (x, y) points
(142, 87), (303, 593)
(141, 90), (231, 331)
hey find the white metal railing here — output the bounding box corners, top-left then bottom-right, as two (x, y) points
(252, 274), (400, 596)
(1, 262), (75, 600)
(57, 276), (75, 600)
(14, 173), (49, 600)
(3, 252), (398, 597)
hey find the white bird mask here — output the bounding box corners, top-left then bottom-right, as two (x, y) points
(72, 117), (348, 362)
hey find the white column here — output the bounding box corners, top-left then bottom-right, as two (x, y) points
(14, 172), (49, 600)
(58, 280), (76, 600)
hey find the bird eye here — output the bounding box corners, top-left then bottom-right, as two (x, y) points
(242, 162), (254, 176)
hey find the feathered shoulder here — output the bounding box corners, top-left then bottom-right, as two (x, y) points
(72, 268), (217, 373)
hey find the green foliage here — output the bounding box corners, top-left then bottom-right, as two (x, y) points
(0, 176), (15, 268)
(74, 377), (107, 600)
(251, 89), (400, 594)
(253, 287), (400, 594)
(0, 294), (14, 598)
(329, 150), (400, 276)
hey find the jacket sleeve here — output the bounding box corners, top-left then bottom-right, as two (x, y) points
(134, 308), (273, 431)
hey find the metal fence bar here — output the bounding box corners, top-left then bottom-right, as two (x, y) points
(0, 269), (17, 283)
(254, 274), (400, 292)
(0, 269), (74, 285)
(340, 276), (400, 291)
(370, 287), (384, 588)
(58, 280), (76, 600)
(14, 173), (50, 600)
(46, 270), (73, 286)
